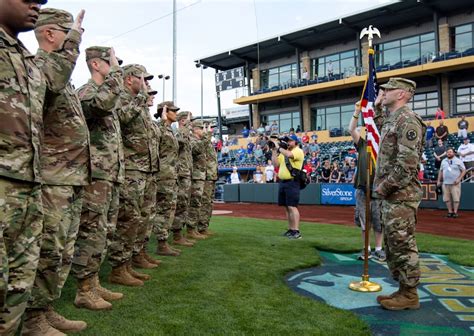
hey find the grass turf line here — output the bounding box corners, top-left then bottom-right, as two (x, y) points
(53, 216), (473, 335)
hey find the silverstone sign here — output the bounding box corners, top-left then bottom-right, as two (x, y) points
(321, 184), (355, 205)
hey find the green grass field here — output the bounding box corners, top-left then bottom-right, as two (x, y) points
(54, 216), (474, 335)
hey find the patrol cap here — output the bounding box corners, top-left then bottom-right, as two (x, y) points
(380, 77), (416, 93)
(85, 46), (123, 65)
(157, 101), (180, 112)
(147, 88), (158, 96)
(192, 120), (204, 129)
(177, 111), (192, 121)
(123, 64), (154, 80)
(36, 8), (73, 29)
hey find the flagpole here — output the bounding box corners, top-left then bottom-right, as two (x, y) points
(349, 26), (382, 293)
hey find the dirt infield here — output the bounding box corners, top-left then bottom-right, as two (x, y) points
(213, 203), (474, 240)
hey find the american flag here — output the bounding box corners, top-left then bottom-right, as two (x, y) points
(360, 48), (380, 165)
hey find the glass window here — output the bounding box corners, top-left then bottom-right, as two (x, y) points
(311, 49), (358, 79)
(261, 111), (300, 133)
(260, 63), (298, 89)
(408, 91), (439, 117)
(310, 103), (354, 131)
(376, 32), (435, 66)
(455, 87), (474, 115)
(455, 24), (472, 34)
(454, 23), (473, 52)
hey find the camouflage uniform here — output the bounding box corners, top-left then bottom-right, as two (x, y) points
(199, 133), (219, 232)
(108, 65), (154, 267)
(374, 78), (426, 290)
(188, 122), (208, 230)
(154, 113), (179, 241)
(0, 25), (80, 334)
(172, 114), (193, 232)
(71, 52), (124, 281)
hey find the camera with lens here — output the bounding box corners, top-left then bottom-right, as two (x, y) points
(268, 135), (289, 150)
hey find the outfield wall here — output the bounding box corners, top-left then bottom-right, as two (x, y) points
(223, 183), (474, 211)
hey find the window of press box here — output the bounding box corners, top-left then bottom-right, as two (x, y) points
(375, 32), (435, 66)
(408, 91), (439, 118)
(453, 23), (474, 52)
(455, 87), (474, 115)
(260, 63), (300, 89)
(310, 103), (356, 132)
(260, 112), (301, 134)
(311, 49), (359, 79)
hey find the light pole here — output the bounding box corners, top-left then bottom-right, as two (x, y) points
(195, 63), (207, 120)
(158, 74), (170, 102)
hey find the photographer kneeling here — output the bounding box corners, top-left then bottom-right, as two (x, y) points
(270, 136), (305, 239)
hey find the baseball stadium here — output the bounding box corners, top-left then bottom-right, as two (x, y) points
(1, 0), (473, 336)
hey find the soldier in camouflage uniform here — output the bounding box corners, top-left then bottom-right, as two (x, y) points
(170, 111), (197, 246)
(372, 78), (426, 310)
(70, 46), (125, 311)
(107, 64), (155, 284)
(198, 124), (219, 236)
(0, 2), (83, 334)
(187, 120), (209, 239)
(154, 101), (182, 256)
(131, 85), (161, 268)
(22, 9), (89, 335)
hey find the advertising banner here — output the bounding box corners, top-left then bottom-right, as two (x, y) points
(320, 183), (356, 205)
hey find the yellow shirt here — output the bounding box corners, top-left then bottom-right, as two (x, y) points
(278, 146), (304, 180)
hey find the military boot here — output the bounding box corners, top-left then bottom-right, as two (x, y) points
(108, 263), (144, 287)
(74, 277), (112, 310)
(132, 251), (158, 269)
(170, 245), (182, 253)
(172, 230), (194, 247)
(45, 305), (87, 333)
(141, 248), (162, 265)
(92, 273), (124, 301)
(187, 228), (206, 240)
(199, 229), (215, 236)
(380, 286), (420, 310)
(126, 262), (151, 281)
(376, 288), (400, 304)
(157, 240), (180, 256)
(23, 309), (65, 336)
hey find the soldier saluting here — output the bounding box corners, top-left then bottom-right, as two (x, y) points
(372, 77), (426, 310)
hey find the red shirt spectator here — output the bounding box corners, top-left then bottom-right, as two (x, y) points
(303, 161), (313, 176)
(435, 107), (445, 120)
(302, 132), (310, 144)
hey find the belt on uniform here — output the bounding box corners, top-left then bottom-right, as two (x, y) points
(280, 179), (294, 183)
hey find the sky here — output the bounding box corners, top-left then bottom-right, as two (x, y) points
(21, 0), (394, 117)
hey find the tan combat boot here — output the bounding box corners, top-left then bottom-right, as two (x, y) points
(187, 228), (206, 240)
(157, 240), (180, 256)
(108, 263), (144, 287)
(45, 305), (87, 333)
(199, 229), (215, 236)
(141, 248), (162, 265)
(132, 251), (158, 269)
(74, 277), (112, 310)
(23, 309), (66, 336)
(376, 287), (400, 304)
(126, 262), (151, 281)
(92, 273), (124, 301)
(172, 230), (194, 247)
(380, 286), (420, 310)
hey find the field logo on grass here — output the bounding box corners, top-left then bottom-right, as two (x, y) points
(321, 184), (356, 205)
(286, 252), (474, 335)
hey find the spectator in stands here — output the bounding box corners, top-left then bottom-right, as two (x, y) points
(457, 115), (469, 138)
(265, 160), (275, 183)
(257, 135), (267, 149)
(296, 125), (302, 133)
(242, 126), (249, 138)
(302, 67), (309, 80)
(221, 143), (230, 159)
(435, 119), (449, 142)
(320, 160), (331, 183)
(437, 148), (466, 218)
(254, 145), (264, 163)
(457, 137), (474, 180)
(425, 121), (435, 148)
(349, 100), (385, 260)
(435, 107), (445, 119)
(310, 152), (320, 169)
(254, 165), (264, 183)
(327, 60), (334, 80)
(230, 167), (241, 184)
(246, 140), (255, 157)
(419, 152), (427, 180)
(303, 159), (313, 177)
(329, 161), (342, 183)
(311, 133), (318, 142)
(309, 139), (320, 155)
(262, 143), (272, 162)
(257, 124), (265, 135)
(264, 123), (271, 135)
(249, 126), (257, 137)
(302, 132), (310, 144)
(345, 159), (356, 183)
(434, 139), (447, 170)
(270, 121), (279, 135)
(237, 146), (246, 163)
